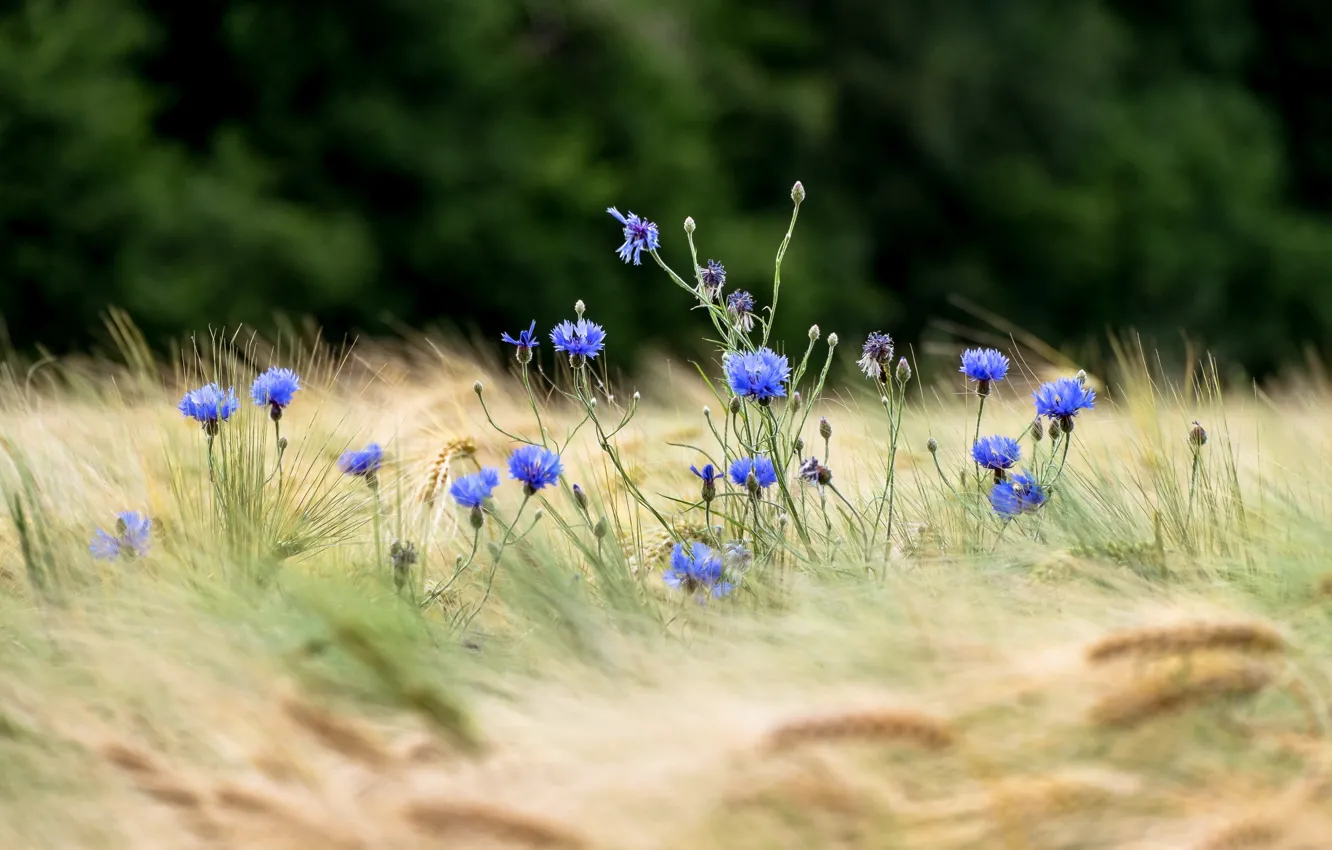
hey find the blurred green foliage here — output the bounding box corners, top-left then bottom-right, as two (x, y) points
(3, 0), (1332, 373)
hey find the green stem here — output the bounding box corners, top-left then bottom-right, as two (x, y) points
(459, 495), (531, 634)
(763, 194), (803, 348)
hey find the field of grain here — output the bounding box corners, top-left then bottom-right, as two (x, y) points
(1, 319), (1331, 850)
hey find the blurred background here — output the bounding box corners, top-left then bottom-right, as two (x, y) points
(3, 0), (1332, 376)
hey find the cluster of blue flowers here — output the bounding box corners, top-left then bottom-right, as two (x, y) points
(952, 347), (1097, 520)
(94, 184), (1103, 617)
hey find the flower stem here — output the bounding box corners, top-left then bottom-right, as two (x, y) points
(460, 494), (531, 635)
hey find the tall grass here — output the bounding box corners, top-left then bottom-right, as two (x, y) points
(2, 187), (1332, 848)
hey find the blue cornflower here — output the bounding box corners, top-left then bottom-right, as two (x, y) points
(691, 463), (722, 503)
(725, 347), (789, 404)
(508, 445), (563, 495)
(960, 349), (1010, 397)
(971, 435), (1022, 474)
(90, 511), (152, 561)
(339, 443), (384, 486)
(251, 367), (301, 421)
(1033, 377), (1097, 433)
(501, 321), (540, 364)
(699, 260), (726, 301)
(178, 383), (240, 435)
(664, 542), (733, 599)
(691, 463), (722, 484)
(550, 318), (607, 363)
(449, 468), (501, 509)
(727, 290), (756, 332)
(607, 207), (660, 265)
(729, 456), (778, 491)
(990, 471), (1048, 519)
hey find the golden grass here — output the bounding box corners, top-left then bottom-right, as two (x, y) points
(3, 335), (1332, 848)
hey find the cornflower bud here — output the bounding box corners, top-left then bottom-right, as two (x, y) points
(808, 325), (820, 342)
(1189, 420), (1208, 448)
(926, 437), (938, 453)
(819, 417), (832, 441)
(684, 216), (696, 234)
(1031, 417), (1044, 442)
(896, 357), (912, 383)
(792, 181), (806, 203)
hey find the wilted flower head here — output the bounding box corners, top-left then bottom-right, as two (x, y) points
(550, 318), (607, 362)
(699, 260), (726, 301)
(449, 468), (501, 509)
(724, 541), (753, 574)
(971, 435), (1022, 471)
(798, 456), (832, 486)
(508, 445), (563, 495)
(390, 540), (418, 591)
(607, 207), (660, 265)
(664, 542), (732, 599)
(1033, 377), (1097, 432)
(729, 456), (777, 490)
(857, 332), (895, 380)
(339, 444), (384, 482)
(727, 290), (756, 332)
(250, 368), (301, 420)
(178, 383), (240, 434)
(501, 321), (540, 363)
(725, 347), (789, 403)
(990, 471), (1047, 519)
(90, 511), (152, 561)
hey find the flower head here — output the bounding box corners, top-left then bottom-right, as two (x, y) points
(508, 445), (563, 494)
(607, 207), (660, 265)
(251, 367), (301, 420)
(727, 290), (756, 332)
(725, 347), (789, 403)
(728, 456), (777, 489)
(691, 463), (722, 485)
(550, 318), (607, 362)
(339, 444), (384, 479)
(699, 259), (726, 301)
(664, 542), (732, 599)
(501, 321), (540, 363)
(89, 511), (152, 561)
(857, 332), (895, 380)
(178, 383), (240, 434)
(449, 468), (501, 509)
(990, 471), (1048, 519)
(691, 462), (721, 503)
(724, 541), (753, 574)
(960, 348), (1011, 384)
(1033, 377), (1096, 431)
(971, 435), (1022, 471)
(798, 456), (832, 486)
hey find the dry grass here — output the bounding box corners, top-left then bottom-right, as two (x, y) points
(2, 334), (1332, 849)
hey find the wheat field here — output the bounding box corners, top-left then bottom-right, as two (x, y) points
(1, 318), (1331, 850)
